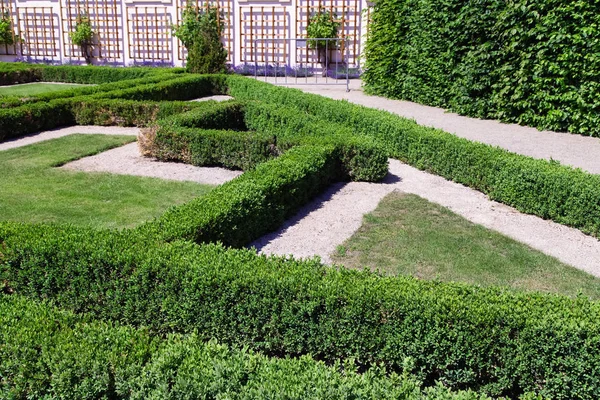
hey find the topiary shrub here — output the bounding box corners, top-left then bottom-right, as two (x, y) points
(0, 12), (17, 46)
(173, 4), (227, 74)
(307, 8), (340, 76)
(70, 14), (94, 64)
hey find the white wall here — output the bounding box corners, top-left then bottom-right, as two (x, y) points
(0, 0), (371, 67)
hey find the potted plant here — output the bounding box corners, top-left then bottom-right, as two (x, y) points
(70, 14), (94, 64)
(307, 8), (340, 76)
(172, 2), (227, 74)
(0, 12), (17, 47)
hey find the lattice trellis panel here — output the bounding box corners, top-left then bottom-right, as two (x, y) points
(60, 0), (122, 60)
(17, 7), (60, 57)
(239, 6), (289, 64)
(176, 0), (232, 62)
(296, 0), (361, 66)
(0, 0), (17, 55)
(126, 6), (171, 62)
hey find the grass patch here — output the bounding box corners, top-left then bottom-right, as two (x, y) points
(0, 134), (212, 229)
(0, 82), (87, 97)
(332, 191), (600, 299)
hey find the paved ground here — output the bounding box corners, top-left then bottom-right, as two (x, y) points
(255, 77), (600, 175)
(62, 142), (242, 185)
(251, 159), (600, 277)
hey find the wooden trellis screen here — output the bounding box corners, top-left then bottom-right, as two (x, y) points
(0, 0), (369, 66)
(17, 7), (59, 57)
(296, 0), (361, 66)
(60, 0), (122, 60)
(126, 6), (171, 62)
(176, 0), (232, 62)
(239, 6), (289, 63)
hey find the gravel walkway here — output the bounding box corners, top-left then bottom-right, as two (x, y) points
(0, 126), (141, 151)
(256, 78), (600, 175)
(252, 159), (600, 277)
(61, 142), (242, 185)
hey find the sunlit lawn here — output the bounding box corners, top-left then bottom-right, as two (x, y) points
(0, 134), (213, 229)
(0, 82), (87, 97)
(332, 192), (600, 299)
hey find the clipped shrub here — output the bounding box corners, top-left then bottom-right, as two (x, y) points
(1, 295), (486, 400)
(0, 62), (41, 85)
(173, 4), (228, 74)
(226, 75), (600, 237)
(139, 144), (342, 245)
(0, 99), (74, 141)
(1, 224), (599, 398)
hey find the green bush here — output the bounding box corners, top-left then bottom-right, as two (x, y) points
(173, 5), (228, 74)
(1, 295), (487, 400)
(39, 64), (174, 84)
(2, 223), (599, 398)
(0, 62), (41, 85)
(139, 144), (342, 245)
(0, 99), (74, 141)
(227, 76), (600, 237)
(93, 74), (226, 101)
(71, 98), (203, 127)
(149, 100), (388, 180)
(363, 0), (600, 136)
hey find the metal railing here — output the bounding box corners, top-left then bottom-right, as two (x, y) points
(252, 37), (352, 92)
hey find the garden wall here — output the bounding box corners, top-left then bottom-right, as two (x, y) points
(0, 0), (370, 68)
(363, 0), (600, 136)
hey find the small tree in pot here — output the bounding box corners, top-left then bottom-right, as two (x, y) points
(307, 8), (340, 76)
(173, 3), (227, 74)
(70, 14), (94, 64)
(0, 13), (17, 47)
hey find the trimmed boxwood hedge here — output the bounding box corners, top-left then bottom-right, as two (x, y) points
(226, 76), (600, 238)
(0, 62), (179, 86)
(3, 295), (486, 400)
(1, 223), (599, 398)
(1, 70), (600, 398)
(362, 0), (600, 137)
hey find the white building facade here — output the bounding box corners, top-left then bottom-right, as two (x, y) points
(0, 0), (372, 68)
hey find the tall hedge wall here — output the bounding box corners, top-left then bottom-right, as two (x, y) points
(363, 0), (600, 136)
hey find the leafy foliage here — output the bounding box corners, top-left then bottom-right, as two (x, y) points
(1, 295), (489, 399)
(363, 0), (600, 136)
(307, 8), (340, 50)
(172, 4), (227, 74)
(1, 69), (600, 398)
(70, 15), (94, 64)
(0, 13), (16, 45)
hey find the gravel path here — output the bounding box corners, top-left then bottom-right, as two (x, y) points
(0, 126), (141, 151)
(256, 78), (600, 175)
(252, 159), (600, 276)
(61, 142), (242, 185)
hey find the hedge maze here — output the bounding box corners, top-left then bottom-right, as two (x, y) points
(1, 64), (599, 399)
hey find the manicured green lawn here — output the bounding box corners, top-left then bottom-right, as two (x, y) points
(332, 192), (600, 299)
(0, 82), (86, 97)
(0, 134), (212, 229)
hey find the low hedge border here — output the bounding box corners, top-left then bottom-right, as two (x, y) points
(1, 223), (598, 398)
(0, 71), (599, 398)
(3, 295), (485, 400)
(226, 76), (600, 238)
(0, 74), (183, 108)
(0, 62), (179, 86)
(138, 144), (343, 245)
(147, 100), (388, 180)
